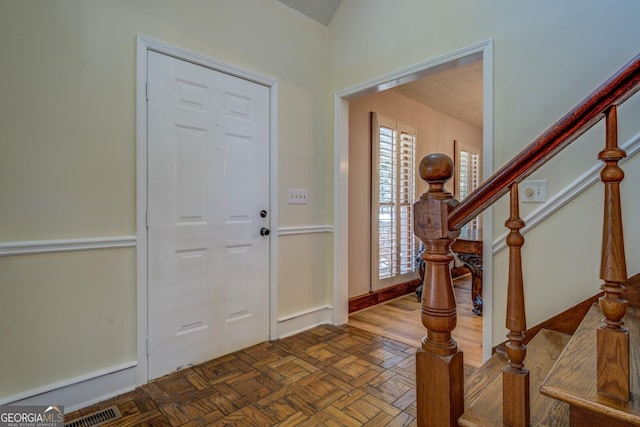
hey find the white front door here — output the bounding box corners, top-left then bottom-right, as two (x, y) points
(146, 51), (270, 379)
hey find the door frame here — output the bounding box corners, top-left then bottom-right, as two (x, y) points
(333, 39), (494, 362)
(135, 35), (279, 384)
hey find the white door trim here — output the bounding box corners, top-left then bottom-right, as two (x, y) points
(333, 39), (494, 362)
(136, 35), (279, 385)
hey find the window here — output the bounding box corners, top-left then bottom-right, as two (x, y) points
(371, 113), (417, 290)
(455, 140), (481, 229)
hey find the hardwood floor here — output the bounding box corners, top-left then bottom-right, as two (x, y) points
(67, 325), (420, 426)
(66, 277), (480, 426)
(348, 275), (483, 368)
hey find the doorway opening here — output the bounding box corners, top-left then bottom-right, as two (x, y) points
(334, 40), (494, 363)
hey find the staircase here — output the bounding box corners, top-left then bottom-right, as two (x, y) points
(541, 301), (640, 426)
(461, 329), (571, 426)
(459, 276), (640, 426)
(413, 53), (640, 427)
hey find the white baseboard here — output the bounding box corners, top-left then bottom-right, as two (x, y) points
(277, 305), (334, 338)
(4, 363), (137, 413)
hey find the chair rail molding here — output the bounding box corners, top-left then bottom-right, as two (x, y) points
(278, 225), (334, 236)
(0, 236), (137, 257)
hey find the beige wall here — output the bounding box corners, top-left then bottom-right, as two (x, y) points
(0, 0), (332, 401)
(2, 0), (640, 405)
(348, 90), (482, 297)
(330, 0), (640, 345)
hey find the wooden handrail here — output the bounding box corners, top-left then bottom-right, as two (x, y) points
(448, 53), (640, 231)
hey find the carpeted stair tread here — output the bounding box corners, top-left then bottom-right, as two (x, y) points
(540, 304), (640, 425)
(459, 329), (571, 427)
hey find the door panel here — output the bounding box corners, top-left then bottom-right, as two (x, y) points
(147, 51), (270, 379)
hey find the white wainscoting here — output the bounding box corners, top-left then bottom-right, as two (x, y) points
(0, 236), (138, 409)
(2, 227), (334, 407)
(276, 225), (334, 336)
(0, 236), (137, 256)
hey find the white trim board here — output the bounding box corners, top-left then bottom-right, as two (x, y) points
(136, 35), (279, 392)
(333, 39), (495, 362)
(492, 131), (640, 254)
(4, 363), (136, 413)
(278, 225), (333, 235)
(0, 236), (136, 257)
(277, 305), (333, 339)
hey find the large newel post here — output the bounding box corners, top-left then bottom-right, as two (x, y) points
(414, 154), (462, 427)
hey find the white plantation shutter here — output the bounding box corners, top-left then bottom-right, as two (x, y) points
(377, 124), (396, 280)
(371, 113), (417, 290)
(398, 131), (416, 275)
(456, 141), (481, 228)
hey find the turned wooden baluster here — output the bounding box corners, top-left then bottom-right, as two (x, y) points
(413, 154), (463, 427)
(503, 183), (529, 427)
(597, 105), (629, 401)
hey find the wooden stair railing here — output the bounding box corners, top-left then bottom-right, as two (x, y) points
(415, 52), (640, 427)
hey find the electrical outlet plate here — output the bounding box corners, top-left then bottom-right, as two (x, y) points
(288, 188), (308, 204)
(521, 180), (547, 203)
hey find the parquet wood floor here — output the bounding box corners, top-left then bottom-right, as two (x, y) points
(66, 325), (421, 426)
(349, 275), (483, 368)
(67, 278), (480, 426)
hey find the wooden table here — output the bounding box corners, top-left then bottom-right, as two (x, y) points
(452, 226), (483, 315)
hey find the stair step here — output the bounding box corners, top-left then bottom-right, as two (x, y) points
(540, 304), (640, 425)
(625, 272), (640, 309)
(464, 349), (508, 407)
(458, 329), (571, 427)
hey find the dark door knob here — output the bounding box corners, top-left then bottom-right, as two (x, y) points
(260, 227), (271, 236)
(260, 210), (268, 218)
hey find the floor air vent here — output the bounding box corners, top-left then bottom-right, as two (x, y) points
(65, 405), (122, 427)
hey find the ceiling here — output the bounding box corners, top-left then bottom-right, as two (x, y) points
(278, 0), (342, 26)
(278, 0), (483, 128)
(392, 60), (483, 129)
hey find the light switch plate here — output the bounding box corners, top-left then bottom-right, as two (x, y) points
(288, 188), (308, 204)
(521, 180), (547, 203)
